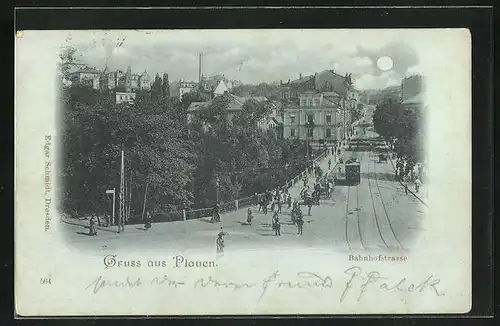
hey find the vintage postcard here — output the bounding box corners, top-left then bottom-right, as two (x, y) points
(15, 29), (471, 316)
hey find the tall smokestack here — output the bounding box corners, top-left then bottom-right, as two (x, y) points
(198, 53), (203, 85)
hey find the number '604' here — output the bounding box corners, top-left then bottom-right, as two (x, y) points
(40, 278), (51, 284)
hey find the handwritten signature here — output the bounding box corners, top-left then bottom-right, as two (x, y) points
(85, 267), (445, 303)
(340, 266), (445, 302)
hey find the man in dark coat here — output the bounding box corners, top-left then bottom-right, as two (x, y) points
(296, 210), (304, 235)
(272, 213), (281, 236)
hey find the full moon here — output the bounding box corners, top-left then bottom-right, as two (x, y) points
(377, 56), (394, 71)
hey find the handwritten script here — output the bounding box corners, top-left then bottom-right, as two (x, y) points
(85, 266), (445, 302)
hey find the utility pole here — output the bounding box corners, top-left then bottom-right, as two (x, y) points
(215, 176), (220, 203)
(119, 149), (125, 233)
(106, 188), (116, 226)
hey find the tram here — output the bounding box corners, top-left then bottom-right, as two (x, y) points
(345, 160), (361, 185)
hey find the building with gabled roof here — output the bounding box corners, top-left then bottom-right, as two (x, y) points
(69, 66), (101, 89)
(214, 79), (229, 96)
(186, 93), (280, 131)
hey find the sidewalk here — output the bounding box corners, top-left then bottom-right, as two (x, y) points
(61, 215), (121, 234)
(382, 143), (428, 206)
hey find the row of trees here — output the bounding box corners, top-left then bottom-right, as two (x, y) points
(372, 97), (425, 171)
(60, 83), (309, 218)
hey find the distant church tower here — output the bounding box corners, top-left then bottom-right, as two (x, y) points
(125, 65), (132, 92)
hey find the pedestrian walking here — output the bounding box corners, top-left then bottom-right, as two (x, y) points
(287, 193), (292, 209)
(88, 217), (97, 236)
(216, 228), (227, 254)
(403, 177), (409, 195)
(246, 208), (253, 225)
(144, 211), (152, 230)
(296, 211), (304, 235)
(211, 203), (220, 223)
(270, 200), (275, 213)
(328, 159), (331, 170)
(306, 195), (313, 215)
(414, 178), (421, 193)
(277, 199), (282, 214)
(272, 214), (281, 236)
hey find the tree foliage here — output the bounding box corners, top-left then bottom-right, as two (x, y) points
(373, 97), (424, 163)
(59, 50), (308, 217)
(61, 84), (308, 216)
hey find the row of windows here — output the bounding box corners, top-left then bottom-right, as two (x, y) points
(289, 114), (333, 124)
(299, 98), (321, 106)
(289, 128), (333, 138)
(118, 95), (135, 101)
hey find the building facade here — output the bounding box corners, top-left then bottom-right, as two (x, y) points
(170, 81), (198, 100)
(100, 66), (151, 92)
(115, 91), (136, 105)
(401, 75), (426, 110)
(283, 91), (349, 144)
(69, 67), (101, 89)
(401, 75), (423, 102)
(281, 69), (358, 145)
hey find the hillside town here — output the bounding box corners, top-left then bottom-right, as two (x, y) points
(64, 53), (372, 149)
(61, 46), (427, 255)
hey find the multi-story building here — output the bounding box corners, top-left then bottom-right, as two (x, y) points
(100, 66), (151, 92)
(281, 69), (358, 145)
(170, 81), (198, 100)
(69, 67), (101, 89)
(401, 75), (426, 110)
(401, 75), (423, 102)
(283, 90), (349, 144)
(115, 91), (136, 105)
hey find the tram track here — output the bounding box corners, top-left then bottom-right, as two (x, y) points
(371, 155), (405, 250)
(344, 183), (367, 253)
(345, 186), (352, 252)
(366, 154), (391, 251)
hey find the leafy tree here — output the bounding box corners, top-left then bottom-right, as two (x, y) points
(60, 84), (195, 217)
(373, 96), (424, 166)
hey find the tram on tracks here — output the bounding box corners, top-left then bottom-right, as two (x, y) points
(345, 160), (361, 184)
(332, 157), (361, 186)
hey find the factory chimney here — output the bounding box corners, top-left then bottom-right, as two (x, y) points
(198, 53), (203, 85)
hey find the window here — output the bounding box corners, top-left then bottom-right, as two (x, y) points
(290, 115), (296, 124)
(120, 95), (123, 100)
(307, 114), (314, 124)
(290, 128), (296, 137)
(314, 98), (320, 106)
(307, 99), (312, 106)
(326, 114), (332, 124)
(300, 98), (306, 106)
(326, 128), (332, 138)
(307, 128), (313, 137)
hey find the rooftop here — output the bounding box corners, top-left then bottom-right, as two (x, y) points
(72, 67), (101, 74)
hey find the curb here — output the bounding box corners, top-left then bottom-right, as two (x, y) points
(60, 217), (120, 234)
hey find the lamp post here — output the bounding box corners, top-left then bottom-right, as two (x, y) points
(305, 119), (315, 171)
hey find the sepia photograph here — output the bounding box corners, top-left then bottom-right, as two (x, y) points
(15, 29), (471, 316)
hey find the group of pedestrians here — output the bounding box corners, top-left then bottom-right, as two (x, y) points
(258, 187), (292, 216)
(249, 185), (307, 236)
